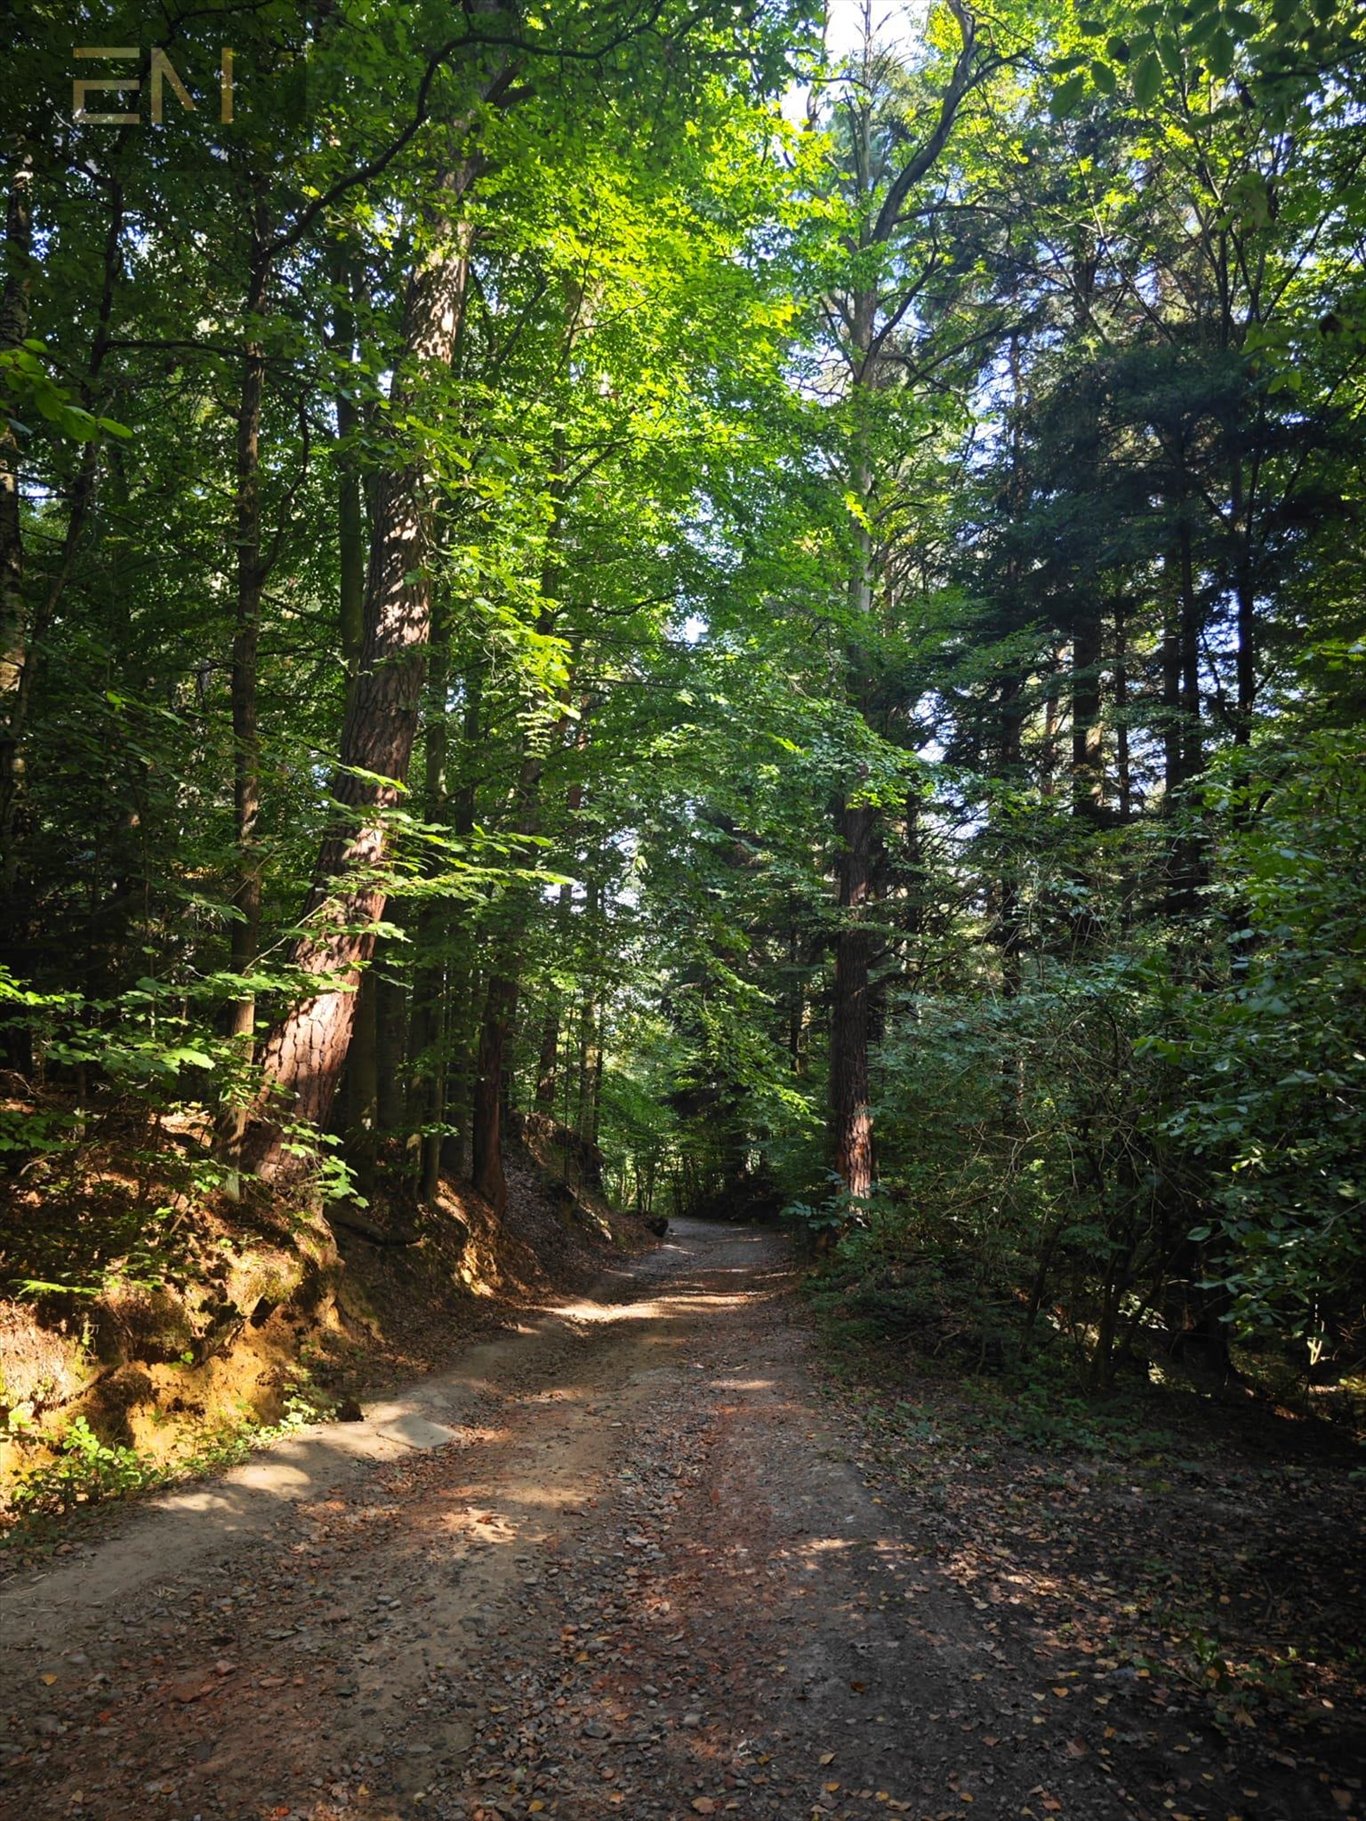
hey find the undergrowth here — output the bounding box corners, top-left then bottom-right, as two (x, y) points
(803, 1231), (1197, 1462)
(1, 1366), (342, 1547)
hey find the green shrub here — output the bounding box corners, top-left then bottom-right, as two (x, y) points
(11, 1416), (162, 1515)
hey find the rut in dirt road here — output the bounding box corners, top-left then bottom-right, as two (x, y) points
(4, 1222), (1128, 1821)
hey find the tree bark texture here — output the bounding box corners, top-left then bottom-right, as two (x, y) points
(225, 198), (271, 1073)
(470, 970), (518, 1211)
(241, 164), (482, 1179)
(831, 796), (877, 1202)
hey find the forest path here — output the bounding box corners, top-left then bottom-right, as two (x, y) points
(2, 1221), (1133, 1821)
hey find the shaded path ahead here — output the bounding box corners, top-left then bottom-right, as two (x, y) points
(3, 1222), (1133, 1820)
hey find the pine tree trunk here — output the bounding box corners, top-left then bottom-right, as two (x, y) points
(1113, 597), (1132, 825)
(220, 201), (271, 1187)
(1070, 610), (1104, 824)
(412, 595), (452, 1197)
(239, 170), (481, 1181)
(995, 673), (1025, 1002)
(331, 248), (366, 678)
(445, 666), (486, 1176)
(1163, 521), (1205, 924)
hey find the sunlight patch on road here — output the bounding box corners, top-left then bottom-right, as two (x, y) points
(557, 1291), (753, 1325)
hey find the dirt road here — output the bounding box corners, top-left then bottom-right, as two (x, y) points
(0, 1223), (1257, 1819)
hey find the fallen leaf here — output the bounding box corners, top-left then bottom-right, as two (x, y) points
(819, 1752), (836, 1766)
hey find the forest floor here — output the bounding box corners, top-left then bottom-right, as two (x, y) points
(1, 1220), (1362, 1821)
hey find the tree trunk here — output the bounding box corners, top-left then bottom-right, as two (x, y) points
(786, 915), (807, 1074)
(467, 444), (570, 1206)
(345, 965), (380, 1190)
(1113, 596), (1132, 825)
(995, 672), (1025, 1001)
(419, 988), (448, 1200)
(470, 970), (518, 1210)
(411, 593), (452, 1198)
(239, 165), (482, 1181)
(423, 662), (485, 1179)
(1070, 608), (1104, 825)
(819, 2), (982, 1199)
(331, 248), (366, 678)
(1163, 521), (1205, 925)
(534, 763), (585, 1108)
(220, 199), (271, 1185)
(376, 961), (409, 1136)
(575, 873), (603, 1144)
(1179, 522), (1203, 794)
(534, 960), (565, 1109)
(830, 795), (877, 1202)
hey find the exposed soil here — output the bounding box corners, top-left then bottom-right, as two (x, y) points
(0, 1221), (1361, 1821)
(0, 1104), (634, 1505)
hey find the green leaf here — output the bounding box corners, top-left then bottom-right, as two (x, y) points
(1133, 50), (1164, 104)
(1052, 70), (1089, 115)
(1207, 26), (1236, 75)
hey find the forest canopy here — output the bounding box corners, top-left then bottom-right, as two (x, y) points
(2, 0), (1364, 1389)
